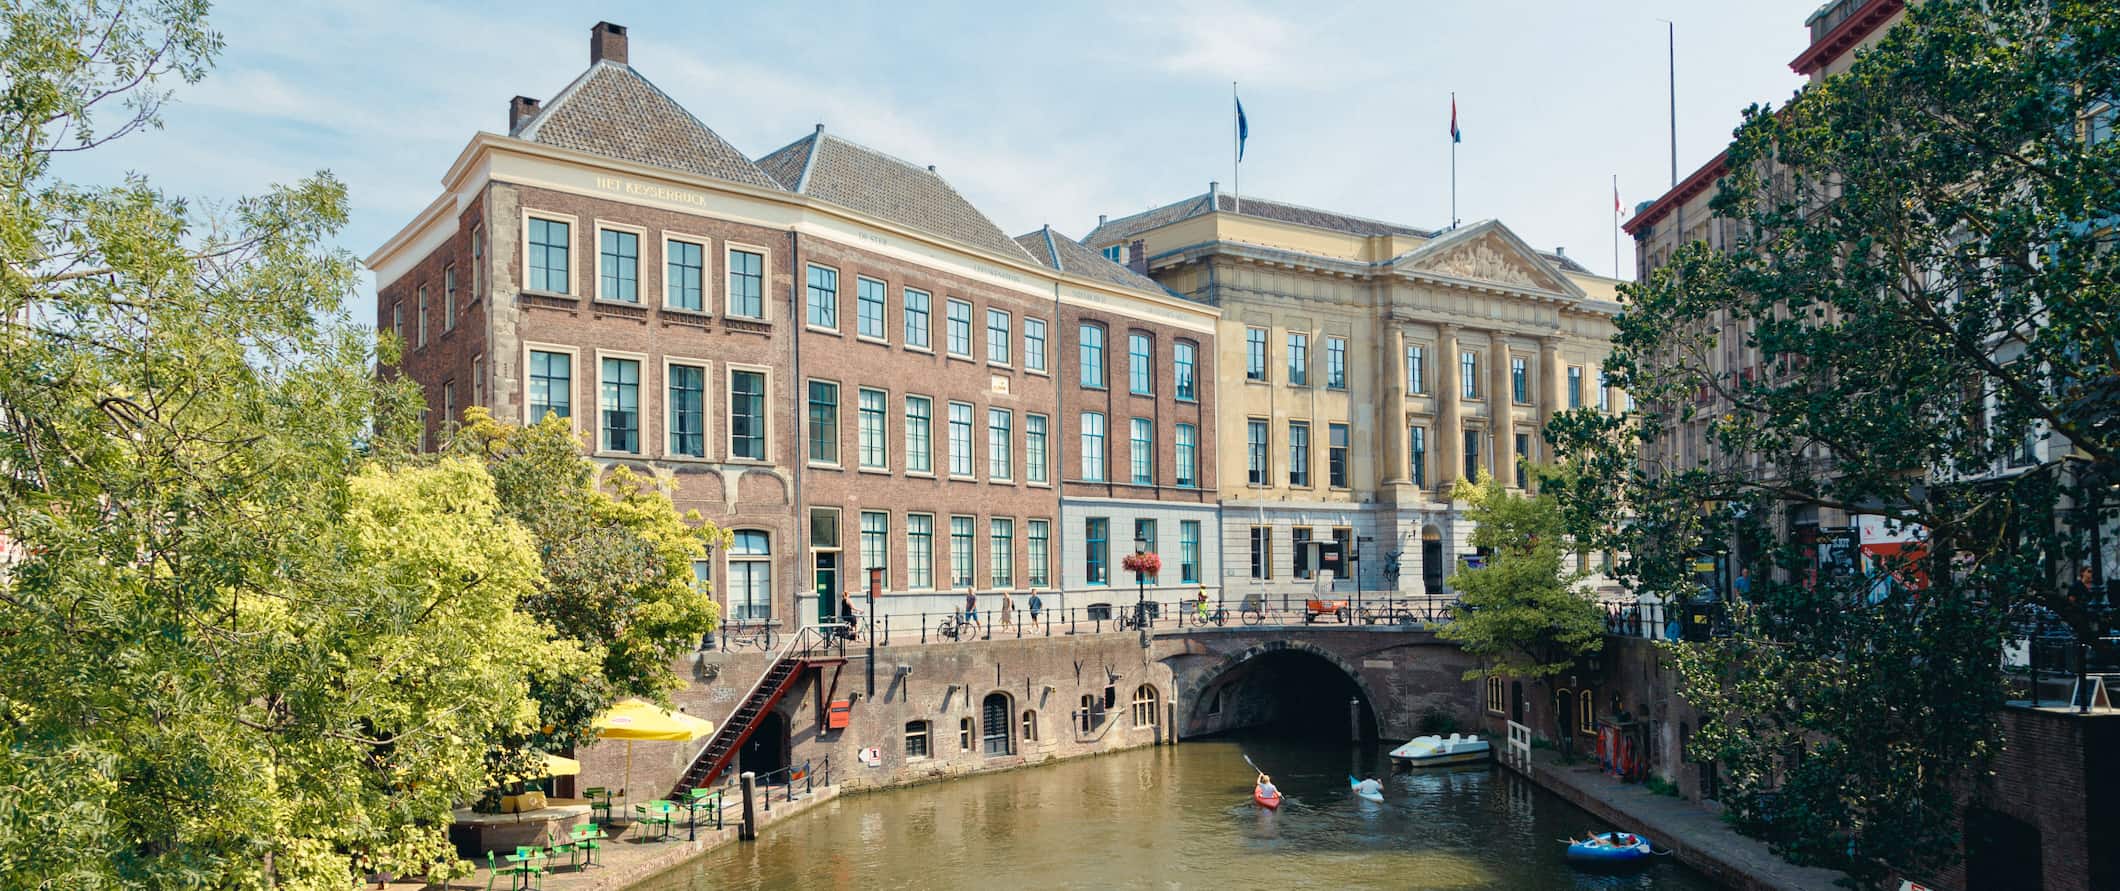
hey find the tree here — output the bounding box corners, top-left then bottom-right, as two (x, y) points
(1553, 0), (2120, 881)
(1438, 471), (1606, 737)
(0, 4), (577, 886)
(445, 409), (722, 783)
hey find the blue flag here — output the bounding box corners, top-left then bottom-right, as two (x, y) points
(1236, 96), (1249, 162)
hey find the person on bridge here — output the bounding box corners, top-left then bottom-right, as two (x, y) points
(838, 592), (862, 642)
(1028, 591), (1043, 623)
(1000, 590), (1016, 630)
(1195, 586), (1210, 622)
(963, 590), (979, 627)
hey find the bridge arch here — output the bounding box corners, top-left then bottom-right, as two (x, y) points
(1171, 639), (1383, 740)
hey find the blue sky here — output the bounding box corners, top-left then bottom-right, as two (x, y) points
(62, 0), (1815, 325)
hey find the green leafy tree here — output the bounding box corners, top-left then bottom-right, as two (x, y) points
(1439, 470), (1606, 741)
(445, 409), (722, 783)
(1552, 0), (2119, 882)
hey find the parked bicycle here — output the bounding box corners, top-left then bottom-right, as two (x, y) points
(937, 611), (981, 641)
(722, 621), (776, 652)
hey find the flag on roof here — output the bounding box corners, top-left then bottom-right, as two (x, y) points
(1236, 94), (1249, 162)
(1450, 96), (1462, 144)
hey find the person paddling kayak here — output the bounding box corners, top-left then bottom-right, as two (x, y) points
(1254, 773), (1282, 809)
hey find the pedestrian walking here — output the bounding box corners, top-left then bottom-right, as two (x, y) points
(1028, 591), (1043, 623)
(1001, 591), (1016, 630)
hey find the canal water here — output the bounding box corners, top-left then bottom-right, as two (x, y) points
(639, 736), (1719, 890)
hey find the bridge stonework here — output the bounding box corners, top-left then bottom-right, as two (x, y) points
(1152, 627), (1482, 741)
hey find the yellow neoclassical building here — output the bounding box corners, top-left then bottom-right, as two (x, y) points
(1085, 187), (1623, 600)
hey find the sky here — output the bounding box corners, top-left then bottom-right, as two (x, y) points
(60, 0), (1818, 325)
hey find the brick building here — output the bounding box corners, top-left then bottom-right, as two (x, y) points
(366, 22), (1217, 628)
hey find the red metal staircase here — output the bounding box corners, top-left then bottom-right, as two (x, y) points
(672, 625), (846, 796)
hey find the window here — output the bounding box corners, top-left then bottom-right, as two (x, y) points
(1514, 432), (1532, 488)
(1079, 324), (1106, 388)
(988, 408), (1012, 480)
(1249, 526), (1272, 579)
(950, 516), (975, 589)
(960, 717), (975, 752)
(600, 229), (639, 302)
(729, 530), (772, 621)
(1131, 685), (1160, 728)
(1486, 677), (1505, 713)
(982, 693), (1013, 755)
(1022, 710), (1039, 743)
(1288, 421), (1311, 487)
(1286, 333), (1309, 386)
(666, 238), (704, 311)
(1598, 371), (1612, 412)
(1245, 328), (1267, 381)
(1130, 418), (1154, 485)
(1293, 528), (1314, 580)
(1461, 351), (1480, 398)
(1568, 366), (1584, 409)
(811, 508), (839, 604)
(727, 247), (765, 319)
(905, 721), (930, 758)
(528, 349), (571, 422)
(1079, 412), (1106, 481)
(948, 402), (974, 477)
(990, 518), (1014, 588)
(1024, 318), (1047, 372)
(599, 357), (640, 453)
(1175, 423), (1198, 488)
(1464, 429), (1483, 480)
(1085, 518), (1109, 586)
(1326, 337), (1347, 389)
(1102, 244), (1123, 262)
(391, 302), (401, 343)
(1578, 689), (1595, 734)
(729, 369), (767, 460)
(416, 286), (427, 347)
(443, 265), (456, 330)
(859, 388), (887, 469)
(1025, 414), (1049, 484)
(1134, 518), (1158, 583)
(860, 510), (889, 590)
(808, 380), (839, 465)
(1407, 345), (1427, 394)
(470, 354), (485, 409)
(987, 310), (1012, 365)
(470, 229), (483, 300)
(1180, 521), (1201, 584)
(443, 381), (455, 422)
(1328, 423), (1349, 488)
(1174, 341), (1197, 400)
(1511, 356), (1529, 403)
(1246, 419), (1269, 486)
(1028, 519), (1051, 588)
(907, 514), (934, 589)
(806, 264), (838, 329)
(691, 558), (712, 597)
(1409, 425), (1427, 487)
(528, 217), (570, 293)
(905, 396), (933, 474)
(903, 288), (931, 349)
(1128, 333), (1152, 395)
(857, 277), (886, 339)
(946, 299), (973, 356)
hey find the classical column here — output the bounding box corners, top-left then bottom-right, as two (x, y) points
(1436, 323), (1462, 492)
(1490, 336), (1514, 487)
(1538, 335), (1564, 464)
(1381, 325), (1409, 486)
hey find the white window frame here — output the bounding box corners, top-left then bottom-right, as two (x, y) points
(856, 275), (889, 343)
(725, 362), (775, 463)
(903, 287), (933, 352)
(662, 230), (711, 313)
(905, 394), (934, 476)
(521, 341), (582, 434)
(988, 407), (1013, 482)
(663, 356), (712, 461)
(947, 400), (976, 478)
(592, 348), (651, 457)
(805, 261), (840, 333)
(725, 242), (773, 321)
(858, 386), (890, 471)
(945, 298), (975, 358)
(1023, 317), (1048, 374)
(1025, 412), (1050, 486)
(443, 264), (456, 331)
(907, 512), (935, 590)
(594, 220), (647, 304)
(520, 208), (580, 296)
(987, 308), (1012, 367)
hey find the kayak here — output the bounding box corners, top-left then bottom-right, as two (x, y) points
(1348, 776), (1384, 803)
(1566, 832), (1654, 867)
(1253, 787), (1282, 810)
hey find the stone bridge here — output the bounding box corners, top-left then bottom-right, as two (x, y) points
(1149, 625), (1481, 741)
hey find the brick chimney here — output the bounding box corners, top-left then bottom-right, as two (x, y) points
(1127, 240), (1148, 275)
(590, 21), (628, 65)
(509, 96), (541, 133)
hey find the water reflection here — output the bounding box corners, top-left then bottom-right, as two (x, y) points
(640, 736), (1717, 890)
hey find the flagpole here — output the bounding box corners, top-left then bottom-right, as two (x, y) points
(1232, 81), (1241, 215)
(1612, 174), (1620, 278)
(1449, 91), (1457, 230)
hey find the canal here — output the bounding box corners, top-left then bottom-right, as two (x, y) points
(639, 736), (1719, 890)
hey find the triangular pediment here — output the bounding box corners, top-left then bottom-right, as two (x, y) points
(1393, 221), (1581, 297)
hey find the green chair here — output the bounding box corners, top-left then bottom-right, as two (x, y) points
(482, 851), (501, 891)
(633, 802), (673, 841)
(570, 823), (604, 868)
(583, 786), (614, 824)
(505, 846), (547, 890)
(684, 788), (722, 832)
(544, 836), (576, 871)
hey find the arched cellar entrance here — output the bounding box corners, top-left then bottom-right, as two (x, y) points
(1177, 642), (1380, 741)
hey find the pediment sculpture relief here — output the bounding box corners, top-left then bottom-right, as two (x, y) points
(1419, 237), (1558, 291)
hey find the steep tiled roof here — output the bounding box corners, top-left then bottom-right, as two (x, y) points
(1013, 226), (1180, 298)
(758, 128), (1034, 262)
(515, 62), (782, 191)
(1083, 192), (1438, 246)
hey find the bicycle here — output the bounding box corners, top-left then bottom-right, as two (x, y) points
(1239, 594), (1281, 626)
(722, 621), (776, 652)
(937, 611), (981, 641)
(1192, 603), (1229, 627)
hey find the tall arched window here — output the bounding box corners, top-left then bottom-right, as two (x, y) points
(982, 693), (1013, 755)
(729, 530), (772, 621)
(1131, 684), (1160, 727)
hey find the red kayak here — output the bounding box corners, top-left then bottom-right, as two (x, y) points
(1254, 787), (1282, 810)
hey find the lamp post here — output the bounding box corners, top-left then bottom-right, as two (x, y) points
(866, 567), (881, 698)
(1133, 535), (1150, 647)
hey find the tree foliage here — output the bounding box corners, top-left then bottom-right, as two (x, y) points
(1552, 0), (2120, 882)
(1439, 471), (1605, 684)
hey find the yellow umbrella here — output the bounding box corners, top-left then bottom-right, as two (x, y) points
(591, 699), (714, 805)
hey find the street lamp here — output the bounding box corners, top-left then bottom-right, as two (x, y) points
(1134, 535), (1150, 647)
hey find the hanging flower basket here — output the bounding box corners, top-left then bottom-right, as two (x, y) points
(1122, 552), (1162, 576)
